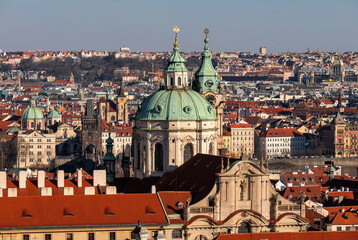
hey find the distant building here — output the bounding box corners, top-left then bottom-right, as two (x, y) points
(260, 47), (267, 55)
(17, 131), (56, 168)
(258, 128), (306, 158)
(230, 123), (255, 158)
(332, 57), (345, 82)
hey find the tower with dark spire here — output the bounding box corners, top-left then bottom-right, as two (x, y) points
(103, 135), (116, 182)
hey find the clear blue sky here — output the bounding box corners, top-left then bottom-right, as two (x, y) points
(0, 0), (357, 53)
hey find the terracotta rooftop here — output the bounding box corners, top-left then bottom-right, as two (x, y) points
(0, 194), (168, 229)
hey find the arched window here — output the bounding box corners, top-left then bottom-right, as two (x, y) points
(31, 122), (35, 129)
(238, 222), (251, 233)
(37, 122), (41, 130)
(155, 143), (163, 171)
(170, 77), (175, 86)
(184, 143), (193, 162)
(178, 77), (181, 86)
(209, 142), (213, 155)
(111, 116), (115, 121)
(195, 235), (208, 240)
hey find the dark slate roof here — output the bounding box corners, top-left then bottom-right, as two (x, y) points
(155, 154), (239, 204)
(110, 177), (160, 193)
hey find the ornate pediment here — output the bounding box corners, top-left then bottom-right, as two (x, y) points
(180, 135), (196, 143)
(225, 161), (266, 176)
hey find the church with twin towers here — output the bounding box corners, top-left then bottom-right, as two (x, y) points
(133, 26), (226, 177)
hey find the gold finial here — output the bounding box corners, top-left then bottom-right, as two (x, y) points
(204, 28), (209, 43)
(173, 25), (180, 33)
(173, 25), (180, 46)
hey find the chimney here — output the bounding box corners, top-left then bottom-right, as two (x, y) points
(19, 170), (26, 189)
(105, 186), (116, 195)
(84, 186), (95, 195)
(8, 188), (17, 197)
(93, 170), (106, 187)
(151, 185), (156, 193)
(37, 170), (45, 188)
(57, 170), (64, 188)
(338, 195), (343, 204)
(77, 169), (82, 188)
(0, 171), (6, 189)
(64, 187), (74, 195)
(41, 187), (52, 196)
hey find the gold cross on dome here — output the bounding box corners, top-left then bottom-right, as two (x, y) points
(173, 25), (180, 33)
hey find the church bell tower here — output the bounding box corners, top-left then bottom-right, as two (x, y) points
(193, 29), (226, 154)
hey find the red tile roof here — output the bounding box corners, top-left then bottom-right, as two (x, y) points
(261, 128), (303, 137)
(157, 191), (191, 215)
(330, 211), (358, 225)
(0, 194), (168, 228)
(231, 123), (252, 128)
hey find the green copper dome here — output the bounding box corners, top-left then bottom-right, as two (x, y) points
(135, 89), (217, 121)
(22, 101), (44, 120)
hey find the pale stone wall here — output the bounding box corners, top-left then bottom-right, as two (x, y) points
(17, 131), (56, 168)
(134, 119), (218, 177)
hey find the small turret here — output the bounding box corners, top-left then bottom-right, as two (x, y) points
(193, 28), (220, 93)
(103, 134), (116, 183)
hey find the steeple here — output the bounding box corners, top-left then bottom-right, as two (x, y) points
(164, 25), (189, 89)
(103, 134), (116, 183)
(193, 28), (220, 93)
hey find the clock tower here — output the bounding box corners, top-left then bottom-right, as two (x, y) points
(193, 29), (226, 154)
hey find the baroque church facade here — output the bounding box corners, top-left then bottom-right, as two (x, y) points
(133, 27), (224, 177)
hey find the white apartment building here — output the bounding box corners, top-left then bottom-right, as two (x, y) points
(231, 123), (255, 158)
(17, 131), (56, 168)
(258, 128), (305, 158)
(102, 128), (132, 158)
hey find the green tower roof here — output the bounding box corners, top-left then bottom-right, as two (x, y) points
(193, 28), (220, 93)
(135, 89), (217, 121)
(47, 109), (61, 119)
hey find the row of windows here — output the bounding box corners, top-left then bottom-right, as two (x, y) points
(21, 151), (52, 156)
(336, 226), (358, 231)
(22, 139), (52, 143)
(21, 145), (52, 149)
(232, 131), (253, 135)
(266, 138), (304, 142)
(267, 143), (304, 147)
(232, 137), (252, 141)
(21, 158), (51, 163)
(267, 149), (304, 153)
(23, 232), (116, 240)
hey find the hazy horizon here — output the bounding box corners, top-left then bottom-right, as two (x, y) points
(1, 0), (357, 53)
